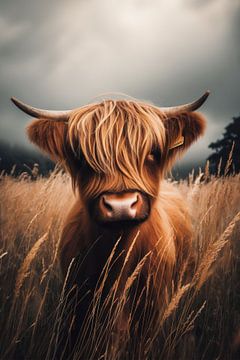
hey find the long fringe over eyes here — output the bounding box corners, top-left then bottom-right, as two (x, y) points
(68, 100), (166, 194)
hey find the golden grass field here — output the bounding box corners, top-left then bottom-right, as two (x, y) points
(0, 168), (240, 360)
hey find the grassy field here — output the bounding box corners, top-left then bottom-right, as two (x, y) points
(0, 168), (240, 359)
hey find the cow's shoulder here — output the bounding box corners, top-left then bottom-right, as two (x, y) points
(58, 200), (87, 275)
(158, 180), (193, 250)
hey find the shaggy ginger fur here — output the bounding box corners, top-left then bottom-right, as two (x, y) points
(26, 98), (206, 352)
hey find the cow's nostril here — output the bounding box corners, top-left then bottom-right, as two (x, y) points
(102, 196), (113, 212)
(130, 194), (139, 209)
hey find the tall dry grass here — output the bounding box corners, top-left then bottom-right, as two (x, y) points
(0, 168), (240, 359)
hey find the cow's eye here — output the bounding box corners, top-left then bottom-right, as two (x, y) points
(146, 149), (161, 163)
(147, 153), (155, 162)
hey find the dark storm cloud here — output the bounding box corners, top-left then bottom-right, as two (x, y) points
(0, 0), (239, 166)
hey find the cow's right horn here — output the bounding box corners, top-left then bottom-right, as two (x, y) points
(161, 91), (210, 114)
(11, 97), (72, 122)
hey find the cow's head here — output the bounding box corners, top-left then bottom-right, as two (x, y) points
(11, 92), (209, 226)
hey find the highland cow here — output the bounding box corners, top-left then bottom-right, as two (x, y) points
(12, 91), (209, 356)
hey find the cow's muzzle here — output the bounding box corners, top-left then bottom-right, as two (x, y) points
(93, 191), (150, 226)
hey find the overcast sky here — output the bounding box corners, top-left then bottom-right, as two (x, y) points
(0, 0), (239, 167)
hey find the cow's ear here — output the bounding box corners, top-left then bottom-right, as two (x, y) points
(163, 111), (206, 169)
(26, 119), (69, 161)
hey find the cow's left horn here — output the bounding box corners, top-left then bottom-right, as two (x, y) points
(11, 97), (72, 121)
(161, 91), (210, 114)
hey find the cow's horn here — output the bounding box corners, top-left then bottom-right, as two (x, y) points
(162, 90), (210, 114)
(11, 97), (72, 121)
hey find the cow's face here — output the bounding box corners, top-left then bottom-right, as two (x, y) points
(66, 100), (168, 226)
(12, 94), (208, 226)
(74, 142), (162, 226)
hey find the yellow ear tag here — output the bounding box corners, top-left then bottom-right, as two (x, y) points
(169, 135), (184, 150)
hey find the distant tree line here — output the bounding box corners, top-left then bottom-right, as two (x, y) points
(0, 141), (54, 176)
(208, 114), (240, 175)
